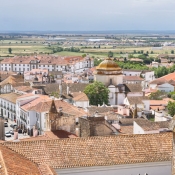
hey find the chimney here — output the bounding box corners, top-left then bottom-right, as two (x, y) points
(33, 125), (38, 137)
(75, 128), (80, 137)
(94, 111), (98, 117)
(59, 83), (62, 97)
(0, 118), (5, 141)
(67, 86), (69, 95)
(133, 104), (137, 118)
(14, 131), (18, 140)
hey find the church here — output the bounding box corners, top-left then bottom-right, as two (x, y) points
(94, 58), (147, 107)
(94, 58), (126, 105)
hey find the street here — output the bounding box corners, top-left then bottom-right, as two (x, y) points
(5, 119), (30, 141)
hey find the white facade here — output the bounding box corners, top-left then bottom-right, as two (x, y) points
(154, 111), (168, 122)
(108, 85), (125, 105)
(73, 101), (89, 108)
(133, 121), (159, 134)
(56, 162), (171, 175)
(157, 83), (174, 92)
(1, 57), (94, 74)
(123, 70), (141, 77)
(150, 83), (174, 92)
(141, 71), (155, 83)
(0, 98), (16, 121)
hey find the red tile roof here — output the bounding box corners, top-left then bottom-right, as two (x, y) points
(0, 144), (41, 174)
(3, 132), (172, 169)
(150, 72), (175, 85)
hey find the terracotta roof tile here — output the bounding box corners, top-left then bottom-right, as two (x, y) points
(123, 76), (144, 81)
(3, 133), (172, 169)
(0, 144), (41, 174)
(72, 92), (89, 101)
(135, 120), (170, 131)
(0, 93), (21, 103)
(150, 72), (175, 85)
(125, 84), (143, 92)
(127, 96), (149, 105)
(28, 99), (86, 116)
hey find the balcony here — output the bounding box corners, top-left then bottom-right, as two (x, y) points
(20, 116), (26, 123)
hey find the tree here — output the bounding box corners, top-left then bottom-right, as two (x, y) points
(149, 90), (166, 100)
(84, 81), (109, 106)
(108, 51), (113, 58)
(171, 50), (174, 54)
(8, 48), (12, 54)
(168, 101), (175, 117)
(82, 54), (86, 58)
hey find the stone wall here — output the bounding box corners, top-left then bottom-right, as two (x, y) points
(79, 118), (90, 137)
(79, 117), (113, 137)
(0, 118), (5, 140)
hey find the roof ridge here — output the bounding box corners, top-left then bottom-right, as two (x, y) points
(3, 132), (172, 145)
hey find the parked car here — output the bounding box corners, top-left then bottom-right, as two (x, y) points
(10, 124), (17, 129)
(9, 130), (14, 135)
(18, 129), (22, 134)
(4, 122), (8, 127)
(5, 132), (11, 137)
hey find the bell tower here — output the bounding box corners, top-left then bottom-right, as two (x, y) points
(48, 100), (60, 131)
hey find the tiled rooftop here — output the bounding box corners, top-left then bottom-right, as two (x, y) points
(0, 93), (21, 104)
(0, 144), (41, 174)
(135, 120), (170, 131)
(127, 96), (149, 105)
(72, 92), (89, 101)
(3, 132), (172, 169)
(28, 99), (86, 116)
(1, 55), (90, 66)
(125, 84), (143, 92)
(0, 75), (30, 87)
(123, 76), (144, 81)
(150, 72), (175, 85)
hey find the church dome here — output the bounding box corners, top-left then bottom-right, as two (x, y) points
(94, 58), (122, 75)
(97, 58), (122, 71)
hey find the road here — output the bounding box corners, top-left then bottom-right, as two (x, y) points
(4, 119), (30, 141)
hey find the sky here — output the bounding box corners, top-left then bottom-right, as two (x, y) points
(0, 0), (175, 31)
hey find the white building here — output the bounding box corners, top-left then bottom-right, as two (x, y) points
(123, 69), (155, 87)
(94, 58), (125, 105)
(1, 55), (94, 74)
(149, 74), (175, 92)
(0, 93), (21, 121)
(133, 120), (169, 134)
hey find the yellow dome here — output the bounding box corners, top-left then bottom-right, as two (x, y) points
(96, 58), (122, 71)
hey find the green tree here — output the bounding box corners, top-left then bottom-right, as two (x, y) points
(8, 48), (12, 54)
(82, 54), (86, 58)
(108, 51), (113, 58)
(84, 81), (109, 106)
(171, 50), (174, 54)
(149, 90), (166, 100)
(168, 101), (175, 116)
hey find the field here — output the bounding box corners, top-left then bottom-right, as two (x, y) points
(0, 36), (175, 59)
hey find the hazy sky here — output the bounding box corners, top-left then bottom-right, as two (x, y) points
(0, 0), (175, 31)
